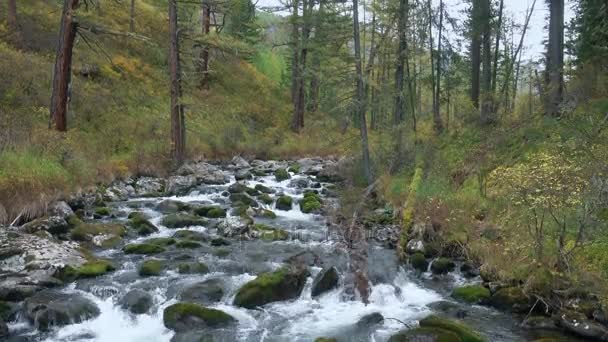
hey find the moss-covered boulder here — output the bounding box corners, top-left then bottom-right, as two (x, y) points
(123, 243), (165, 255)
(274, 168), (291, 181)
(488, 287), (532, 313)
(194, 206), (227, 218)
(431, 258), (456, 274)
(410, 252), (429, 272)
(256, 208), (276, 219)
(233, 266), (309, 309)
(56, 260), (115, 281)
(128, 214), (159, 236)
(156, 200), (190, 214)
(311, 267), (339, 297)
(144, 237), (176, 246)
(419, 315), (486, 342)
(227, 182), (249, 193)
(173, 230), (208, 242)
(229, 193), (259, 207)
(451, 285), (491, 304)
(388, 327), (462, 342)
(276, 195), (293, 211)
(139, 259), (163, 276)
(255, 184), (274, 194)
(161, 214), (206, 228)
(178, 262), (209, 274)
(300, 192), (322, 213)
(251, 224), (288, 241)
(288, 164), (301, 174)
(68, 216), (127, 248)
(175, 240), (203, 249)
(120, 289), (153, 315)
(257, 193), (274, 205)
(163, 302), (235, 332)
(93, 207), (111, 218)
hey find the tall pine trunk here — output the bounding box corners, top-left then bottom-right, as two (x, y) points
(353, 0), (372, 184)
(480, 0), (493, 124)
(50, 0), (79, 132)
(470, 0), (481, 109)
(393, 0), (408, 125)
(7, 0), (18, 32)
(199, 0), (211, 89)
(545, 0), (564, 117)
(491, 0), (504, 93)
(432, 0), (444, 133)
(169, 0), (185, 166)
(130, 0), (136, 32)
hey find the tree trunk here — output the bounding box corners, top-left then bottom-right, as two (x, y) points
(491, 0), (504, 93)
(470, 0), (481, 109)
(169, 0), (185, 166)
(199, 0), (211, 89)
(433, 0), (444, 133)
(545, 0), (564, 117)
(7, 0), (17, 32)
(292, 0), (310, 132)
(353, 0), (372, 184)
(393, 0), (408, 125)
(480, 0), (493, 124)
(129, 0), (136, 32)
(291, 0), (300, 105)
(50, 0), (79, 132)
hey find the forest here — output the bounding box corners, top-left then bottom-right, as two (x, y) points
(0, 0), (608, 341)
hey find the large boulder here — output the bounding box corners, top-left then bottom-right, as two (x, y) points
(488, 287), (532, 313)
(430, 258), (455, 275)
(316, 161), (347, 183)
(68, 217), (127, 249)
(417, 315), (485, 342)
(230, 156), (250, 169)
(20, 216), (70, 236)
(166, 176), (197, 196)
(161, 214), (206, 229)
(133, 177), (165, 197)
(311, 267), (339, 297)
(23, 291), (100, 330)
(103, 181), (135, 202)
(217, 216), (252, 237)
(180, 279), (224, 305)
(120, 289), (153, 314)
(275, 196), (293, 211)
(451, 285), (491, 304)
(233, 266), (309, 309)
(555, 310), (608, 341)
(163, 302), (235, 332)
(176, 162), (229, 185)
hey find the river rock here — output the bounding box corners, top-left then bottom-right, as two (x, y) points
(488, 287), (532, 313)
(20, 216), (70, 236)
(430, 258), (455, 274)
(230, 156), (250, 169)
(285, 251), (323, 267)
(297, 158), (324, 175)
(356, 312), (384, 328)
(166, 175), (197, 196)
(176, 162), (229, 185)
(235, 169), (252, 181)
(217, 216), (252, 237)
(316, 161), (346, 182)
(163, 302), (235, 332)
(233, 266), (309, 309)
(133, 177), (165, 197)
(180, 279), (224, 305)
(311, 267), (339, 297)
(120, 289), (153, 314)
(288, 178), (310, 189)
(157, 200), (190, 214)
(103, 181), (135, 202)
(48, 201), (74, 219)
(521, 315), (558, 330)
(555, 310), (608, 340)
(23, 291), (100, 330)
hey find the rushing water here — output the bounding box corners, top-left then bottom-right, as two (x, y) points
(11, 167), (535, 342)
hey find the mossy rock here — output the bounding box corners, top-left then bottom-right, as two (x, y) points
(228, 183), (249, 193)
(123, 243), (165, 255)
(177, 262), (209, 274)
(139, 259), (163, 276)
(69, 216), (127, 243)
(275, 195), (293, 211)
(94, 207), (111, 217)
(252, 224), (288, 241)
(410, 252), (429, 272)
(229, 193), (258, 207)
(257, 208), (276, 219)
(129, 215), (159, 236)
(419, 315), (486, 342)
(288, 164), (301, 174)
(175, 240), (203, 249)
(274, 168), (291, 181)
(488, 287), (532, 313)
(254, 184), (273, 194)
(213, 248), (231, 257)
(431, 258), (456, 274)
(144, 237), (176, 246)
(245, 187), (260, 196)
(194, 206), (226, 218)
(300, 196), (322, 214)
(56, 260), (115, 281)
(163, 302), (235, 332)
(257, 194), (273, 205)
(451, 285), (491, 304)
(161, 214), (206, 228)
(389, 327), (462, 342)
(210, 237), (231, 246)
(0, 301), (14, 321)
(233, 266), (309, 309)
(231, 205), (249, 217)
(314, 338), (337, 342)
(173, 230), (208, 241)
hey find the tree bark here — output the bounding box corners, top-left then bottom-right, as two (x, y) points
(433, 0), (444, 133)
(7, 0), (17, 32)
(545, 0), (564, 117)
(130, 0), (136, 32)
(169, 0), (185, 166)
(353, 0), (372, 184)
(480, 0), (493, 124)
(291, 0), (300, 105)
(491, 0), (504, 93)
(50, 0), (80, 132)
(307, 0), (324, 113)
(470, 0), (481, 109)
(199, 0), (211, 89)
(292, 0), (310, 132)
(393, 0), (408, 125)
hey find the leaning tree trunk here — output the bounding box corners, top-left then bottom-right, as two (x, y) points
(480, 0), (493, 124)
(169, 0), (185, 166)
(470, 0), (481, 109)
(50, 0), (80, 132)
(545, 0), (564, 117)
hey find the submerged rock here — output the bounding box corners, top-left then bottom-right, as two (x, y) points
(430, 258), (455, 274)
(311, 267), (339, 297)
(275, 195), (293, 211)
(120, 289), (153, 314)
(233, 266), (309, 309)
(417, 315), (486, 342)
(451, 285), (491, 304)
(488, 287), (532, 313)
(23, 291), (100, 330)
(285, 251), (322, 267)
(180, 279), (224, 305)
(163, 302), (235, 332)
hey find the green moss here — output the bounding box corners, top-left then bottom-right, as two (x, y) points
(177, 262), (209, 274)
(410, 252), (428, 272)
(173, 230), (208, 241)
(288, 164), (301, 173)
(388, 327), (462, 342)
(274, 168), (291, 181)
(451, 285), (491, 304)
(94, 207), (111, 217)
(123, 243), (165, 255)
(161, 214), (206, 228)
(144, 237), (176, 246)
(233, 267), (306, 308)
(258, 193), (273, 205)
(488, 287), (531, 313)
(419, 315), (486, 342)
(431, 258), (456, 274)
(300, 195), (322, 213)
(245, 187), (260, 196)
(258, 208), (277, 218)
(314, 338), (337, 342)
(275, 195), (293, 210)
(78, 260), (116, 278)
(213, 248), (231, 257)
(254, 184), (273, 193)
(175, 240), (203, 249)
(194, 206), (227, 218)
(69, 216), (127, 242)
(0, 301), (12, 321)
(129, 215), (159, 236)
(252, 224), (288, 241)
(229, 193), (258, 207)
(139, 259), (163, 276)
(163, 303), (235, 330)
